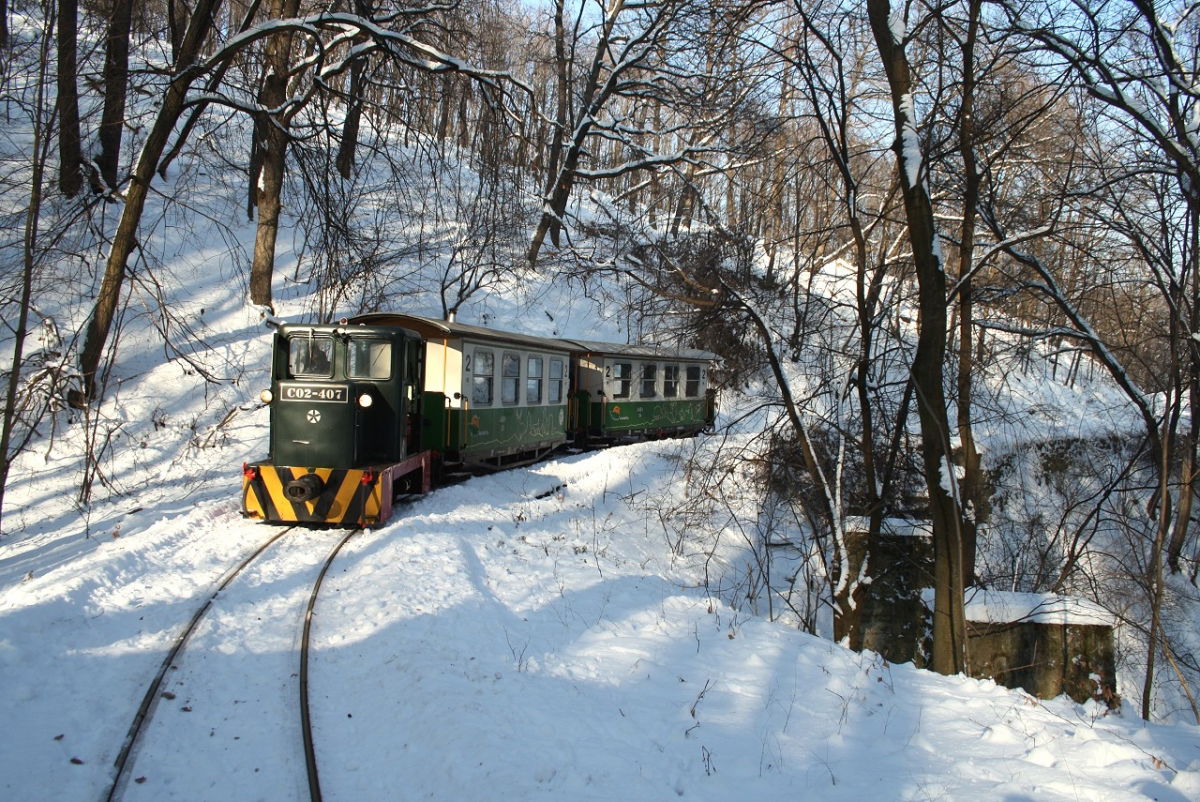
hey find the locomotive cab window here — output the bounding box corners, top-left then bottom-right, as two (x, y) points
(663, 365), (679, 398)
(685, 365), (702, 397)
(502, 352), (521, 405)
(640, 363), (657, 398)
(612, 362), (632, 399)
(527, 356), (543, 404)
(348, 339), (392, 380)
(290, 336), (333, 378)
(472, 349), (494, 406)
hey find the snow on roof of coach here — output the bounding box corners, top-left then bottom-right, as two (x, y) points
(347, 313), (571, 353)
(347, 313), (718, 362)
(558, 338), (718, 362)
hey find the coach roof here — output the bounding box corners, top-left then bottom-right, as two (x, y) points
(348, 312), (717, 362)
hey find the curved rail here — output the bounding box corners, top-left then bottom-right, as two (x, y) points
(104, 526), (294, 802)
(299, 528), (361, 802)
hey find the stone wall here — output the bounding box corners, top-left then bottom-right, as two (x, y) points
(843, 524), (933, 667)
(839, 522), (1118, 706)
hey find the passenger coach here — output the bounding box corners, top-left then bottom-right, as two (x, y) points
(566, 340), (716, 443)
(352, 313), (573, 468)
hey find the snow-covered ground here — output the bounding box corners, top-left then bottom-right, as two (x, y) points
(3, 436), (1199, 800)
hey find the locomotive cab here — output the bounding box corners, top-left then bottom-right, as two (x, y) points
(269, 326), (417, 468)
(242, 324), (431, 526)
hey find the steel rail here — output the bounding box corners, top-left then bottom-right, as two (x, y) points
(299, 528), (361, 802)
(103, 526), (294, 802)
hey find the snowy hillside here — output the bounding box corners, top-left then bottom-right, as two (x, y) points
(4, 437), (1200, 800)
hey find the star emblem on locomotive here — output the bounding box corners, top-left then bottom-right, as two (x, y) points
(307, 409), (321, 424)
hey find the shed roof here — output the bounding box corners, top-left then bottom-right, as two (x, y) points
(920, 588), (1116, 627)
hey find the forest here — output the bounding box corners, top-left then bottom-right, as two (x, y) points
(1, 0), (1199, 725)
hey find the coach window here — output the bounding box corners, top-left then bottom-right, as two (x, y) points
(527, 356), (544, 404)
(548, 358), (564, 403)
(472, 349), (494, 405)
(685, 365), (702, 398)
(640, 363), (657, 398)
(612, 362), (632, 399)
(348, 339), (391, 380)
(290, 336), (333, 378)
(663, 365), (679, 398)
(502, 352), (521, 405)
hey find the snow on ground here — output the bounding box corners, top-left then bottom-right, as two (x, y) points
(2, 440), (1199, 801)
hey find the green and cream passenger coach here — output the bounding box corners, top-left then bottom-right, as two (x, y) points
(566, 339), (717, 442)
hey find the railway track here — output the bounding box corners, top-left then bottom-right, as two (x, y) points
(300, 528), (358, 802)
(103, 525), (362, 802)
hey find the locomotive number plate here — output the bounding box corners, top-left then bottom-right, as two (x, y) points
(280, 384), (348, 403)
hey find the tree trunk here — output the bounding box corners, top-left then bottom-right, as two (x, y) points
(168, 0), (186, 59)
(73, 0), (223, 405)
(335, 0), (371, 179)
(247, 0), (302, 311)
(955, 0), (983, 588)
(1168, 195), (1200, 573)
(867, 0), (966, 675)
(97, 0), (133, 192)
(1143, 437), (1174, 719)
(249, 76), (288, 310)
(56, 0), (82, 197)
(544, 0), (569, 213)
(335, 59), (365, 179)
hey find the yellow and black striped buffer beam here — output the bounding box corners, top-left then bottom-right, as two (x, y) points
(242, 464), (382, 526)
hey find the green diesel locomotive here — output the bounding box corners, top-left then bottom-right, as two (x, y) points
(241, 314), (717, 526)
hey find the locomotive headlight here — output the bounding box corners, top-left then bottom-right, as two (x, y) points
(259, 389), (274, 404)
(357, 392), (374, 408)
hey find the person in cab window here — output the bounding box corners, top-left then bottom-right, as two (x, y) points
(309, 344), (330, 374)
(296, 340), (330, 376)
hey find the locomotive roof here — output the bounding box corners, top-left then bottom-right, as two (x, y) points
(347, 313), (718, 362)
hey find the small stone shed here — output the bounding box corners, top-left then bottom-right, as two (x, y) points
(840, 520), (1118, 706)
(951, 589), (1118, 707)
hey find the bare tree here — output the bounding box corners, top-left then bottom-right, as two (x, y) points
(784, 0), (912, 647)
(73, 2), (533, 403)
(96, 0), (134, 193)
(335, 0), (373, 179)
(0, 10), (55, 532)
(247, 0), (302, 312)
(992, 0), (1199, 718)
(73, 0), (225, 406)
(56, 0), (83, 196)
(868, 0), (968, 675)
(526, 0), (765, 264)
